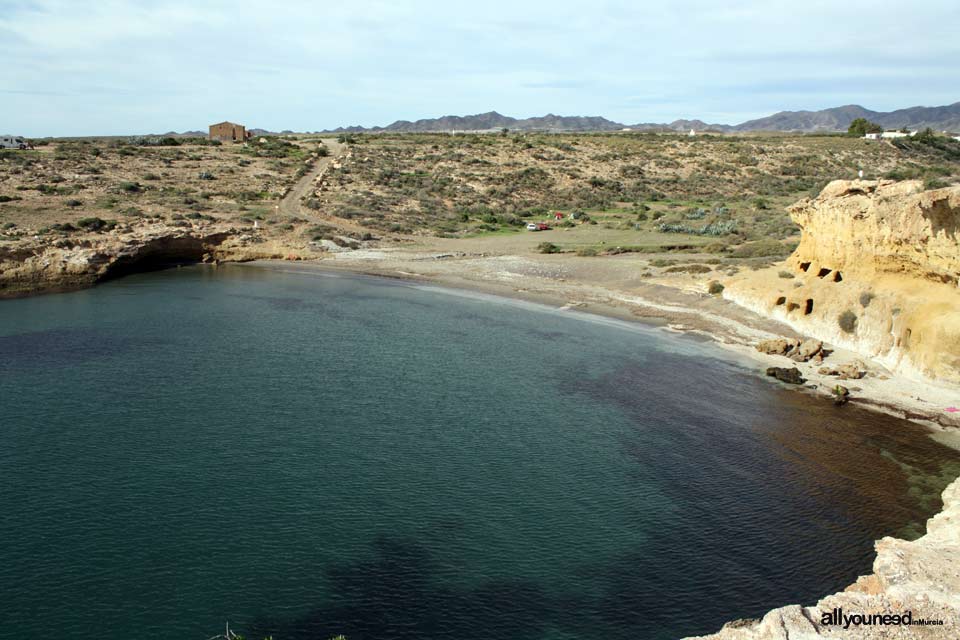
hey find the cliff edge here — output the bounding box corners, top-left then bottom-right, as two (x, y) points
(686, 475), (960, 639)
(725, 180), (960, 384)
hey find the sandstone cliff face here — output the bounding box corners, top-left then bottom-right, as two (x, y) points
(0, 222), (300, 298)
(725, 180), (960, 384)
(686, 476), (960, 639)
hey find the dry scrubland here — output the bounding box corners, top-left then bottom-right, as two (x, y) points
(2, 131), (959, 277)
(312, 131), (960, 249)
(0, 135), (325, 235)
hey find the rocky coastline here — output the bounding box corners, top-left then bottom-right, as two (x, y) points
(686, 475), (960, 639)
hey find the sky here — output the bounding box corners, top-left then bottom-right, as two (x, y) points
(1, 0), (958, 136)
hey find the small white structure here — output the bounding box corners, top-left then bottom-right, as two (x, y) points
(688, 129), (696, 137)
(881, 131), (915, 139)
(0, 135), (28, 149)
(863, 133), (881, 140)
(858, 169), (864, 179)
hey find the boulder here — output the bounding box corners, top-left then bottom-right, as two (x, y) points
(837, 360), (867, 380)
(797, 339), (823, 360)
(757, 338), (798, 356)
(765, 367), (806, 385)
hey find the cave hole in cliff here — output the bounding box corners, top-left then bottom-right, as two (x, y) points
(775, 296), (786, 306)
(833, 271), (843, 282)
(904, 328), (912, 347)
(799, 262), (811, 272)
(804, 299), (814, 315)
(786, 302), (800, 312)
(100, 237), (221, 283)
(817, 268), (832, 278)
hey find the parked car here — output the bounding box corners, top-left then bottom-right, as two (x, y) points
(536, 222), (550, 231)
(526, 222), (539, 231)
(0, 135), (29, 150)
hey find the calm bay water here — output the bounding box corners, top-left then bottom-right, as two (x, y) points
(0, 264), (957, 640)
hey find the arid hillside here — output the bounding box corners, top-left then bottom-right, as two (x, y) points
(0, 135), (326, 236)
(310, 132), (960, 251)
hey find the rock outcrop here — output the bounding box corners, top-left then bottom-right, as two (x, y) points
(726, 180), (960, 384)
(765, 366), (806, 384)
(685, 476), (960, 639)
(0, 222), (303, 298)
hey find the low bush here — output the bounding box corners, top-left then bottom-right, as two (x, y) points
(838, 310), (858, 334)
(537, 242), (560, 254)
(708, 281), (725, 295)
(77, 217), (116, 231)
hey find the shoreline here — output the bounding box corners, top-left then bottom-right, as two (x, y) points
(245, 254), (960, 434)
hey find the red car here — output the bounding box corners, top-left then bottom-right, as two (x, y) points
(536, 222), (550, 231)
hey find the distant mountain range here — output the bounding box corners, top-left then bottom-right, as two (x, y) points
(326, 102), (960, 134)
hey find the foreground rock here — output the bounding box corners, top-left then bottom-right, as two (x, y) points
(757, 337), (826, 362)
(687, 476), (960, 639)
(727, 180), (960, 384)
(765, 367), (806, 384)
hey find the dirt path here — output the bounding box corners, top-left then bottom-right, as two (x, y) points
(278, 137), (344, 219)
(277, 138), (374, 235)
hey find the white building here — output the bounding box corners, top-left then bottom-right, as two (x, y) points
(688, 129), (696, 137)
(863, 133), (881, 140)
(881, 131), (915, 139)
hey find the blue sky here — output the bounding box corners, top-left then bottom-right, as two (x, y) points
(1, 0), (958, 136)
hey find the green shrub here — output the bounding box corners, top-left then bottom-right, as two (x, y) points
(708, 281), (725, 295)
(664, 264), (712, 274)
(575, 246), (598, 257)
(778, 270), (794, 279)
(77, 217), (116, 231)
(859, 291), (874, 307)
(537, 242), (560, 254)
(838, 310), (858, 334)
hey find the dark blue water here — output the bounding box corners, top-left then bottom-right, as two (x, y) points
(0, 264), (956, 640)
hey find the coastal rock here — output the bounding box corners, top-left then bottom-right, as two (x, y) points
(757, 337), (824, 363)
(686, 477), (960, 639)
(756, 337), (797, 356)
(796, 338), (824, 361)
(765, 367), (805, 385)
(0, 222), (307, 298)
(726, 181), (960, 384)
(818, 361), (867, 380)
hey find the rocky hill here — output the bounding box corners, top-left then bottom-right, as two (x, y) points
(724, 179), (960, 383)
(736, 102), (960, 132)
(327, 102), (960, 134)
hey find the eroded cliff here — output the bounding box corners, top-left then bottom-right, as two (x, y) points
(686, 475), (960, 639)
(725, 180), (960, 384)
(0, 222), (309, 298)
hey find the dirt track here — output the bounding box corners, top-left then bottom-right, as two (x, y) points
(278, 138), (347, 222)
